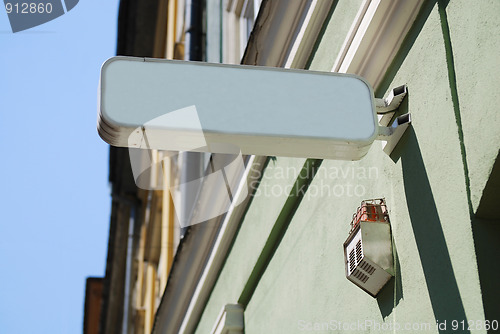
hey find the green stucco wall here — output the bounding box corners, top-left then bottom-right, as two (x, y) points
(308, 0), (364, 71)
(194, 157), (306, 332)
(194, 1), (499, 333)
(443, 0), (500, 212)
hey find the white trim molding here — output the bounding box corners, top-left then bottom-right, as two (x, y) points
(284, 0), (335, 69)
(242, 0), (314, 66)
(332, 0), (424, 88)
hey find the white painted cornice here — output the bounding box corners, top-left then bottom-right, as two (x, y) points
(333, 0), (424, 88)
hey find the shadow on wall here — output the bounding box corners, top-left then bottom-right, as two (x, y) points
(375, 0), (496, 330)
(472, 217), (500, 330)
(376, 240), (403, 319)
(391, 127), (470, 333)
(473, 149), (500, 329)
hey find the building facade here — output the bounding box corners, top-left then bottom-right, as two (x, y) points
(90, 0), (500, 333)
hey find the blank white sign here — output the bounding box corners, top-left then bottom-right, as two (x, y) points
(98, 56), (377, 160)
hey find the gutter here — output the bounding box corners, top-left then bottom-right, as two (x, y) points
(121, 203), (136, 334)
(184, 0), (204, 61)
(110, 193), (141, 334)
(180, 0), (205, 230)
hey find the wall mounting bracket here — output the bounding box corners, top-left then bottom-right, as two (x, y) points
(377, 113), (411, 156)
(375, 85), (410, 156)
(375, 84), (407, 127)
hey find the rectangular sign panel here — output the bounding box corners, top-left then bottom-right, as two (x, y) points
(98, 56), (377, 160)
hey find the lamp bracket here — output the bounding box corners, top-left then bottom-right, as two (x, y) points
(375, 84), (407, 127)
(377, 113), (411, 156)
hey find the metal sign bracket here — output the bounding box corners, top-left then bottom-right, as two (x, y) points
(375, 85), (411, 155)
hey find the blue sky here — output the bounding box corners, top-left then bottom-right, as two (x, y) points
(0, 1), (119, 332)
